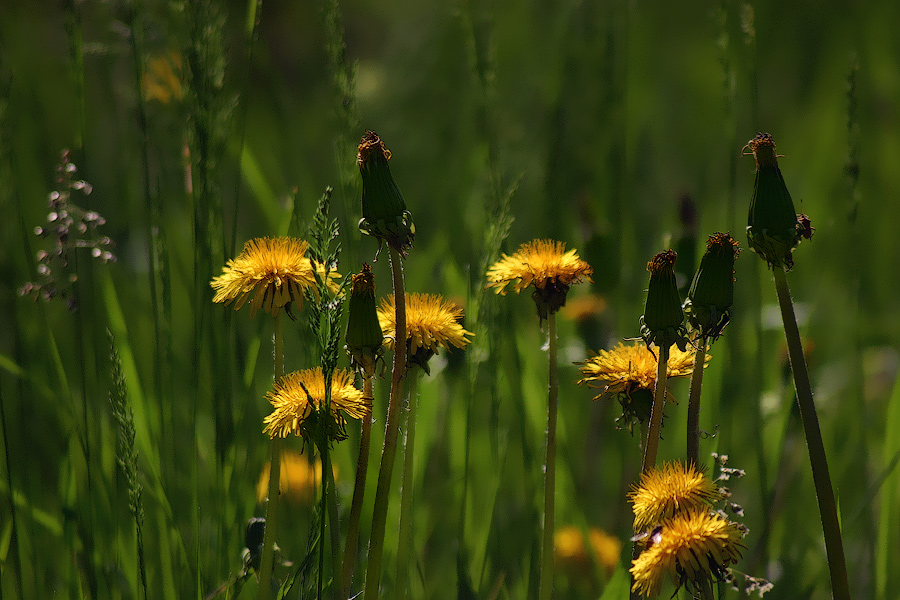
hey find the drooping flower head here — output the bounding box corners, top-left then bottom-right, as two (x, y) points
(630, 509), (745, 597)
(683, 233), (740, 342)
(345, 263), (384, 376)
(377, 293), (473, 373)
(263, 368), (370, 443)
(211, 237), (327, 318)
(486, 239), (593, 320)
(357, 131), (415, 255)
(640, 250), (688, 351)
(744, 132), (805, 270)
(628, 461), (725, 533)
(577, 342), (702, 432)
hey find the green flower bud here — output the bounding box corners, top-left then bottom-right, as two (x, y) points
(683, 233), (740, 341)
(745, 133), (803, 269)
(345, 263), (384, 376)
(357, 131), (415, 255)
(640, 250), (688, 351)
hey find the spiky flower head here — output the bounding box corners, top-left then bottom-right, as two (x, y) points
(263, 368), (370, 443)
(745, 132), (805, 270)
(486, 239), (593, 320)
(345, 263), (384, 376)
(577, 342), (702, 432)
(211, 237), (328, 318)
(683, 233), (740, 341)
(640, 250), (688, 351)
(378, 293), (473, 373)
(630, 509), (745, 597)
(628, 461), (726, 533)
(357, 131), (415, 255)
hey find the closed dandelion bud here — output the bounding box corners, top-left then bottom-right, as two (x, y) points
(684, 233), (740, 341)
(357, 131), (415, 255)
(640, 250), (688, 351)
(345, 263), (384, 377)
(745, 133), (803, 269)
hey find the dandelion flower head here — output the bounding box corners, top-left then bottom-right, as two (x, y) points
(263, 368), (370, 441)
(378, 293), (473, 368)
(256, 450), (338, 505)
(486, 239), (593, 295)
(577, 342), (698, 402)
(628, 462), (725, 533)
(211, 237), (322, 318)
(630, 509), (745, 597)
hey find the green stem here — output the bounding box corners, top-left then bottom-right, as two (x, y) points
(772, 266), (851, 600)
(537, 314), (559, 600)
(364, 247), (407, 599)
(686, 339), (708, 467)
(340, 375), (374, 598)
(257, 313), (285, 600)
(641, 345), (670, 473)
(396, 369), (421, 600)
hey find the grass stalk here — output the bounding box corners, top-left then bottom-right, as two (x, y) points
(641, 345), (670, 473)
(396, 368), (422, 600)
(257, 312), (285, 600)
(772, 266), (850, 599)
(537, 314), (559, 600)
(340, 374), (374, 597)
(686, 338), (708, 467)
(364, 246), (408, 599)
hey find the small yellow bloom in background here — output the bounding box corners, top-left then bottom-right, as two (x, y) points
(143, 51), (183, 104)
(263, 368), (370, 442)
(377, 293), (473, 372)
(630, 509), (745, 597)
(577, 342), (704, 430)
(554, 526), (622, 576)
(560, 293), (608, 322)
(211, 237), (332, 318)
(486, 239), (593, 319)
(628, 461), (725, 533)
(255, 450), (338, 506)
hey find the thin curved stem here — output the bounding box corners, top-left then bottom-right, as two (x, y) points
(364, 247), (407, 599)
(257, 313), (285, 600)
(396, 369), (421, 600)
(641, 344), (670, 473)
(340, 375), (374, 598)
(687, 339), (708, 467)
(772, 266), (850, 600)
(537, 314), (558, 600)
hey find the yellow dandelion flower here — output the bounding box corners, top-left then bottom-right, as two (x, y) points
(143, 51), (183, 104)
(263, 368), (370, 441)
(555, 526), (623, 577)
(628, 462), (725, 533)
(378, 293), (473, 370)
(211, 237), (326, 318)
(561, 293), (608, 322)
(630, 510), (745, 597)
(255, 450), (339, 505)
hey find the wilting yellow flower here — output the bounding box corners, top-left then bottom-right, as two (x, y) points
(211, 237), (330, 318)
(486, 239), (592, 319)
(630, 510), (745, 597)
(628, 462), (725, 533)
(577, 342), (700, 402)
(378, 293), (473, 370)
(263, 368), (370, 441)
(256, 450), (338, 505)
(554, 526), (622, 576)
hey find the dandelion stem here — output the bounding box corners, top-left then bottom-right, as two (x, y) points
(772, 266), (851, 600)
(396, 369), (421, 600)
(257, 313), (285, 600)
(538, 314), (559, 600)
(687, 338), (708, 467)
(364, 246), (407, 599)
(642, 344), (669, 473)
(340, 374), (374, 598)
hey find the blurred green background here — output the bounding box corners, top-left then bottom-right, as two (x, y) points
(1, 0), (899, 598)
